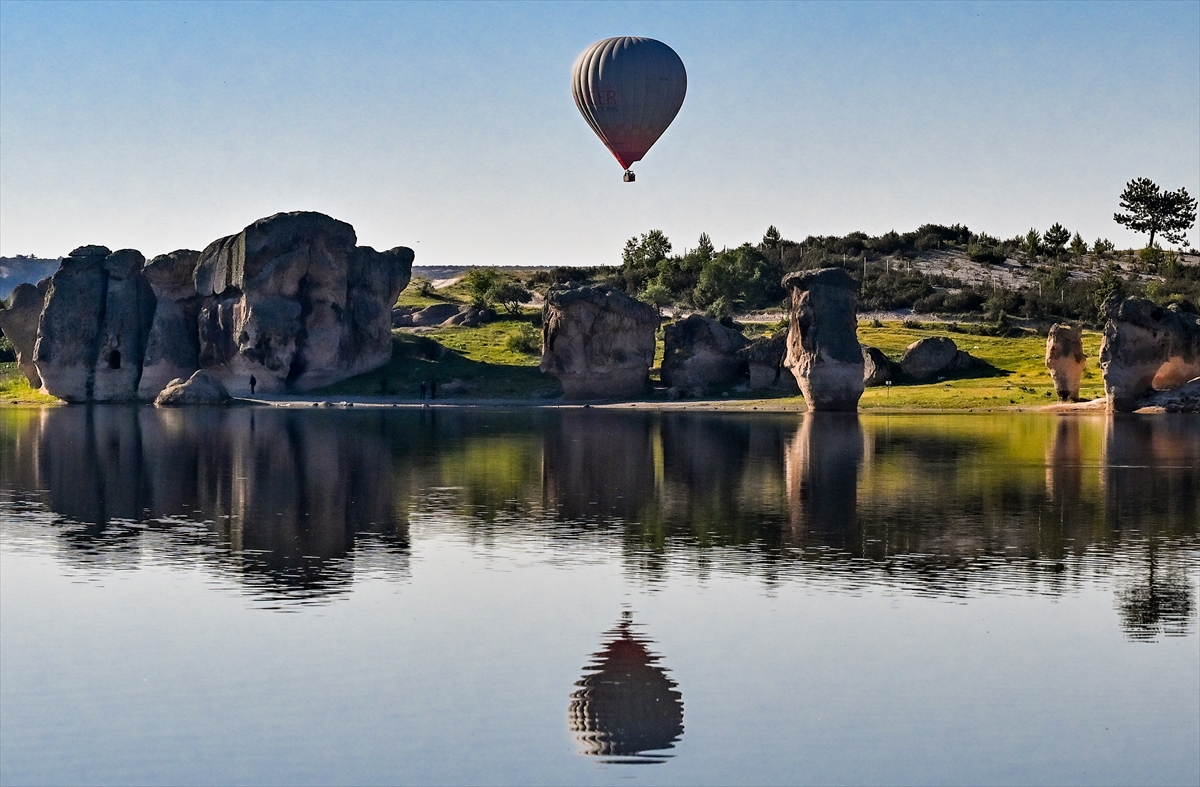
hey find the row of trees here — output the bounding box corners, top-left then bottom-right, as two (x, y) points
(440, 177), (1196, 324)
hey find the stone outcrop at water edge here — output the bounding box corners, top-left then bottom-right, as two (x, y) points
(1100, 297), (1200, 412)
(12, 211), (414, 402)
(661, 314), (748, 391)
(781, 268), (864, 411)
(1045, 323), (1086, 401)
(540, 284), (659, 400)
(0, 277), (50, 387)
(154, 369), (232, 405)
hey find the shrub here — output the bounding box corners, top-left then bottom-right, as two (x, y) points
(505, 323), (542, 355)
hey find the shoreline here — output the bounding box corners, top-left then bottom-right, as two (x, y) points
(0, 393), (1136, 414)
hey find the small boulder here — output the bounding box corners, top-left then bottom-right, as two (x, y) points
(441, 306), (495, 327)
(781, 268), (864, 411)
(540, 285), (659, 401)
(899, 337), (959, 382)
(861, 346), (896, 387)
(1100, 297), (1200, 412)
(661, 314), (748, 390)
(154, 370), (232, 405)
(1045, 324), (1085, 401)
(410, 303), (462, 326)
(391, 306), (414, 327)
(0, 278), (51, 387)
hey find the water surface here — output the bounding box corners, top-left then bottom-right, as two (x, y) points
(1, 407), (1197, 785)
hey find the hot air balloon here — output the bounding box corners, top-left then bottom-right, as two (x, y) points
(572, 37), (687, 182)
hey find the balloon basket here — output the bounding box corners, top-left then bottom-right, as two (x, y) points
(623, 170), (636, 182)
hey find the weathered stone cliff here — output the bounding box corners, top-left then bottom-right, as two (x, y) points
(15, 212), (413, 401)
(1100, 297), (1200, 412)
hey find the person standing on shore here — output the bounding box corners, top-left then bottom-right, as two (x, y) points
(249, 375), (257, 395)
(419, 381), (427, 400)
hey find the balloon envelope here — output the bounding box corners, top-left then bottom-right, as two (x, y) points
(572, 37), (687, 171)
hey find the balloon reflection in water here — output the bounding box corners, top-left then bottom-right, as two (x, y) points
(569, 612), (684, 763)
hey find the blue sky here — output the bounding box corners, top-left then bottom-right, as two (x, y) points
(1, 1), (1197, 264)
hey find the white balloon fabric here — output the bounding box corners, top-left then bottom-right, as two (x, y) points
(572, 37), (687, 175)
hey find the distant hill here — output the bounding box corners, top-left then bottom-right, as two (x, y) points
(0, 257), (60, 300)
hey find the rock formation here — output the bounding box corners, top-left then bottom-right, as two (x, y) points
(661, 314), (747, 390)
(899, 337), (958, 381)
(1134, 377), (1200, 413)
(1045, 324), (1086, 401)
(92, 249), (157, 401)
(32, 246), (155, 402)
(194, 211), (413, 395)
(15, 212), (413, 402)
(0, 277), (50, 387)
(898, 336), (987, 382)
(861, 346), (896, 387)
(154, 370), (232, 405)
(540, 285), (659, 400)
(1100, 297), (1200, 412)
(739, 331), (798, 390)
(138, 250), (202, 400)
(781, 268), (864, 411)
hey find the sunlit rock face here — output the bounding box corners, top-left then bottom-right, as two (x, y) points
(660, 314), (747, 390)
(569, 614), (683, 762)
(194, 212), (414, 395)
(1045, 324), (1086, 401)
(782, 268), (864, 411)
(540, 285), (659, 400)
(32, 246), (155, 402)
(0, 278), (50, 387)
(1100, 297), (1200, 412)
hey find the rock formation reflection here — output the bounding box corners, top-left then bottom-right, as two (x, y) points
(2, 407), (1196, 634)
(785, 412), (863, 549)
(569, 612), (684, 763)
(4, 405), (408, 600)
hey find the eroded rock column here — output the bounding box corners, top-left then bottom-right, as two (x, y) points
(0, 278), (50, 387)
(782, 268), (864, 411)
(1045, 323), (1086, 401)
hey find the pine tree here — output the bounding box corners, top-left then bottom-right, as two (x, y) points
(1113, 177), (1197, 248)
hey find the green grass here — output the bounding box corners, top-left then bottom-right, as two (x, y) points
(855, 322), (1104, 410)
(0, 363), (59, 404)
(315, 316), (560, 400)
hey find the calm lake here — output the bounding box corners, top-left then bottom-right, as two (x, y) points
(1, 406), (1197, 786)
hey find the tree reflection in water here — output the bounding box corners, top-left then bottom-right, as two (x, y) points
(568, 611), (683, 763)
